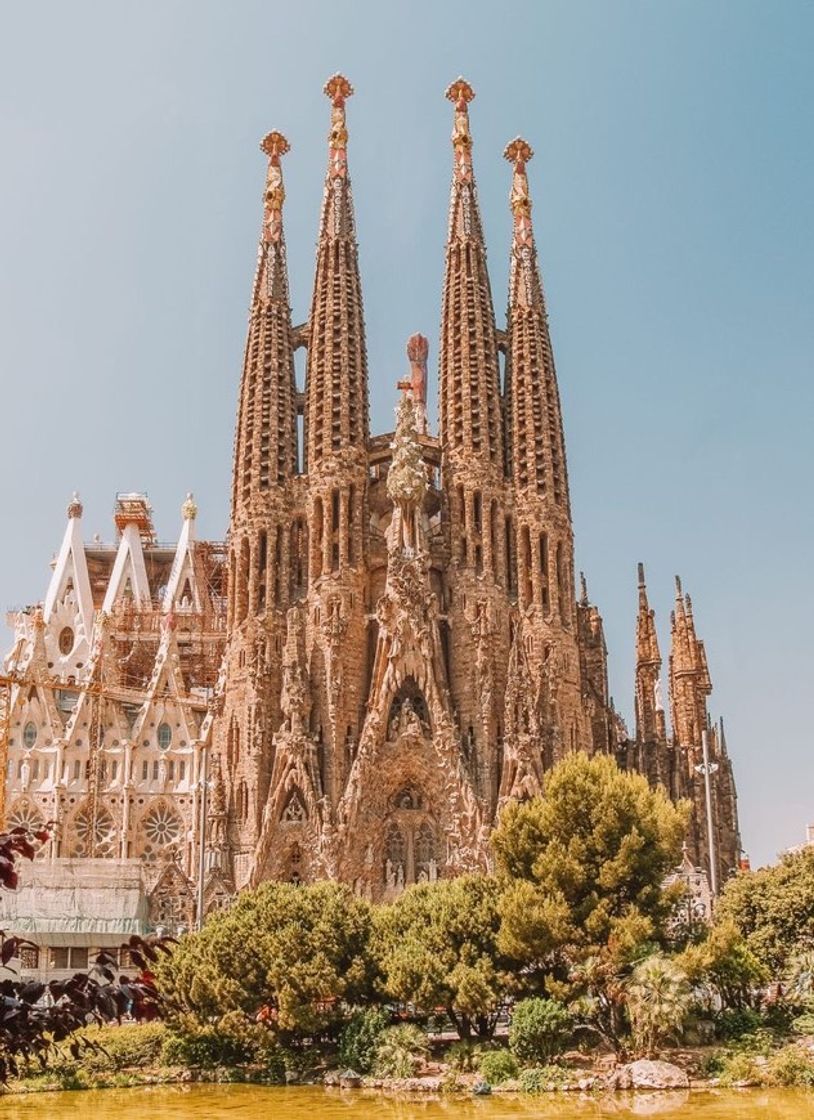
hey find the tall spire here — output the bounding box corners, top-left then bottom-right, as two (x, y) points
(305, 74), (369, 471)
(231, 130), (297, 522)
(634, 563), (665, 743)
(504, 137), (569, 510)
(439, 78), (503, 469)
(669, 575), (712, 750)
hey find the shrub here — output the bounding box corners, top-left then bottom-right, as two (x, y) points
(373, 1023), (429, 1078)
(71, 1022), (166, 1073)
(716, 1051), (760, 1086)
(478, 1048), (519, 1085)
(508, 998), (571, 1063)
(792, 1011), (814, 1036)
(765, 1044), (814, 1087)
(338, 1008), (390, 1074)
(518, 1064), (571, 1093)
(715, 1007), (764, 1041)
(160, 1009), (286, 1074)
(445, 1039), (482, 1072)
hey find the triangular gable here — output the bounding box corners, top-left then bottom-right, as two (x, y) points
(163, 511), (203, 613)
(130, 626), (196, 746)
(43, 512), (94, 640)
(102, 523), (151, 612)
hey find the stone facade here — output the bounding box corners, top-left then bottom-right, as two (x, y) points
(1, 75), (740, 913)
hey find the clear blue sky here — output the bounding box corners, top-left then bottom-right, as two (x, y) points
(1, 1), (812, 867)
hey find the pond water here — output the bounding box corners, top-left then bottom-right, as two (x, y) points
(2, 1085), (814, 1120)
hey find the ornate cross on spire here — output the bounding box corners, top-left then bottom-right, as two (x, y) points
(324, 73), (354, 179)
(260, 130), (289, 244)
(445, 77), (475, 183)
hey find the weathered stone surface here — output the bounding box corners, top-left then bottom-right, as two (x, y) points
(613, 1060), (690, 1090)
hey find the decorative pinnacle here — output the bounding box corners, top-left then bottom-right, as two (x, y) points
(260, 131), (289, 245)
(504, 136), (534, 166)
(505, 135), (535, 242)
(445, 77), (475, 106)
(324, 73), (354, 104)
(182, 492), (198, 521)
(447, 78), (475, 182)
(260, 130), (290, 160)
(324, 74), (353, 179)
(637, 561), (646, 588)
(675, 574), (683, 599)
(67, 491), (83, 519)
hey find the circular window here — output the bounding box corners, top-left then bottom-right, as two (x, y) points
(70, 806), (116, 858)
(58, 627), (74, 655)
(141, 803), (182, 860)
(23, 722), (37, 749)
(157, 723), (172, 750)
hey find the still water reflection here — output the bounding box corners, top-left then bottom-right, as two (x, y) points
(2, 1085), (814, 1119)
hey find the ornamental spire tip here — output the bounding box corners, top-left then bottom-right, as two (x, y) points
(504, 136), (534, 165)
(260, 130), (290, 159)
(445, 77), (475, 104)
(324, 73), (354, 103)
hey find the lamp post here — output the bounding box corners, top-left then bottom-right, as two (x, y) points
(694, 729), (719, 900)
(196, 736), (209, 932)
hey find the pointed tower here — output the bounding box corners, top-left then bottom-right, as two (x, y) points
(669, 576), (711, 754)
(635, 563), (667, 745)
(633, 563), (672, 789)
(439, 80), (512, 814)
(669, 577), (741, 885)
(502, 137), (583, 762)
(217, 131), (298, 887)
(298, 75), (370, 817)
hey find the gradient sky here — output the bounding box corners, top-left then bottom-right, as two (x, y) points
(1, 1), (812, 867)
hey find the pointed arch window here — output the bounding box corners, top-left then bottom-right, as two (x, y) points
(23, 722), (37, 749)
(157, 723), (172, 750)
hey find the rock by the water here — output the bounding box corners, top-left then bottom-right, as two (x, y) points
(613, 1060), (689, 1090)
(339, 1069), (363, 1088)
(472, 1080), (491, 1095)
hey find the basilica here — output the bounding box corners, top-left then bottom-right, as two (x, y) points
(1, 76), (740, 927)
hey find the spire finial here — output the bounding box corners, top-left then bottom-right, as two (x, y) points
(259, 131), (289, 244)
(446, 78), (475, 182)
(182, 492), (198, 521)
(324, 73), (354, 179)
(504, 137), (535, 246)
(675, 574), (683, 600)
(579, 571), (589, 606)
(67, 491), (83, 520)
(638, 561), (646, 588)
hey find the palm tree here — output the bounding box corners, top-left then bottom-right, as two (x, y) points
(626, 955), (691, 1056)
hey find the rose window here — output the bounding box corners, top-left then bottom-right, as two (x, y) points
(70, 806), (116, 858)
(141, 803), (182, 861)
(7, 800), (47, 857)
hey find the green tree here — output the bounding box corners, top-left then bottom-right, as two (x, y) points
(676, 919), (767, 1010)
(492, 753), (689, 974)
(625, 954), (691, 1056)
(156, 880), (376, 1040)
(716, 848), (814, 974)
(373, 875), (515, 1039)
